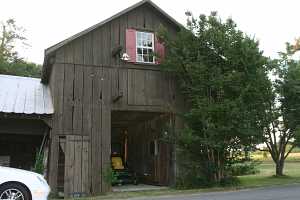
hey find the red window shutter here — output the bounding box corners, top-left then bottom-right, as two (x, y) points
(126, 29), (136, 63)
(155, 36), (165, 64)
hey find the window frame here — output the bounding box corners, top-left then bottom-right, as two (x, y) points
(136, 31), (155, 64)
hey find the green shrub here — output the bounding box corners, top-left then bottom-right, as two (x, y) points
(175, 159), (217, 189)
(33, 151), (44, 175)
(230, 161), (260, 176)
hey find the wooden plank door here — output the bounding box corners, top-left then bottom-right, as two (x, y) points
(64, 135), (90, 198)
(156, 141), (171, 186)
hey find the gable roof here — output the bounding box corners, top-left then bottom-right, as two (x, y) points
(44, 0), (182, 56)
(0, 75), (54, 115)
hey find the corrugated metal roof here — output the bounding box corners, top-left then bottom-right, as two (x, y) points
(0, 75), (54, 115)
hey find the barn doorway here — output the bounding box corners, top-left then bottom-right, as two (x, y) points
(111, 111), (173, 188)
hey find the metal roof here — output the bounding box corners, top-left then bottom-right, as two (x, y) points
(0, 75), (54, 115)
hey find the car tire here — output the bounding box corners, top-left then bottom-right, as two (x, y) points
(0, 183), (30, 200)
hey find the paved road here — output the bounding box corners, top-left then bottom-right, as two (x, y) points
(136, 184), (300, 200)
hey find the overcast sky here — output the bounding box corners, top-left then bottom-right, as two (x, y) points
(1, 0), (299, 64)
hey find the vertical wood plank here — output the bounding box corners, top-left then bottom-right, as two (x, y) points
(127, 10), (137, 28)
(82, 67), (93, 136)
(64, 43), (74, 64)
(74, 136), (82, 193)
(73, 39), (84, 64)
(91, 67), (102, 194)
(102, 24), (111, 66)
(73, 65), (84, 134)
(53, 64), (65, 132)
(101, 68), (111, 192)
(110, 19), (120, 66)
(92, 28), (102, 66)
(64, 135), (75, 197)
(83, 33), (94, 65)
(144, 4), (154, 30)
(81, 136), (90, 195)
(82, 66), (93, 194)
(48, 134), (59, 194)
(55, 47), (65, 63)
(119, 15), (127, 66)
(63, 64), (75, 133)
(134, 69), (146, 105)
(136, 6), (145, 28)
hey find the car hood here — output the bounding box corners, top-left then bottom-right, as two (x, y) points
(0, 166), (42, 178)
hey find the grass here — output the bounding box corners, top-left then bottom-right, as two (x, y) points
(61, 154), (300, 200)
(239, 160), (300, 188)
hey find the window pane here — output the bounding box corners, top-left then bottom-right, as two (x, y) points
(148, 49), (153, 55)
(136, 31), (154, 63)
(147, 34), (152, 41)
(137, 54), (143, 62)
(143, 40), (147, 47)
(143, 48), (147, 55)
(143, 33), (148, 41)
(143, 55), (149, 62)
(137, 39), (142, 47)
(137, 48), (142, 55)
(149, 55), (154, 63)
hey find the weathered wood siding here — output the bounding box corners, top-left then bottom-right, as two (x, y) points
(51, 4), (178, 111)
(48, 64), (112, 195)
(47, 3), (181, 197)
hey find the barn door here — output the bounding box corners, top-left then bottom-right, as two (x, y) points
(155, 141), (171, 185)
(64, 135), (90, 198)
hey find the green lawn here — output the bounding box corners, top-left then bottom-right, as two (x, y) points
(239, 160), (300, 188)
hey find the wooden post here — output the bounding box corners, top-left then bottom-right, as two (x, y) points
(48, 133), (59, 195)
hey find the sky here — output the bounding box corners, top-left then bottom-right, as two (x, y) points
(0, 0), (299, 64)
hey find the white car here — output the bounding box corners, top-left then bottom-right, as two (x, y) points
(0, 166), (50, 200)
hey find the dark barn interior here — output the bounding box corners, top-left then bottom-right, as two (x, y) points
(0, 118), (46, 170)
(111, 111), (173, 186)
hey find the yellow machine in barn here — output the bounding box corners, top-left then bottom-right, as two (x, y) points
(111, 130), (138, 185)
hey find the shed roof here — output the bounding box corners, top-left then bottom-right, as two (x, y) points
(0, 75), (54, 115)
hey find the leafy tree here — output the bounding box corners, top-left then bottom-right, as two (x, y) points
(262, 45), (300, 176)
(0, 61), (41, 78)
(0, 18), (26, 62)
(0, 18), (41, 77)
(159, 12), (272, 185)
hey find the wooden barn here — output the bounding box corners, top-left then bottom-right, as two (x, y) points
(0, 0), (185, 197)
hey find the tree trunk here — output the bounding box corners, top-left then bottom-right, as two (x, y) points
(275, 160), (284, 176)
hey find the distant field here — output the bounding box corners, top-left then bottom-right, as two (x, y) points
(251, 151), (300, 162)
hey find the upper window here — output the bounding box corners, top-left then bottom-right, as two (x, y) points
(136, 31), (155, 63)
